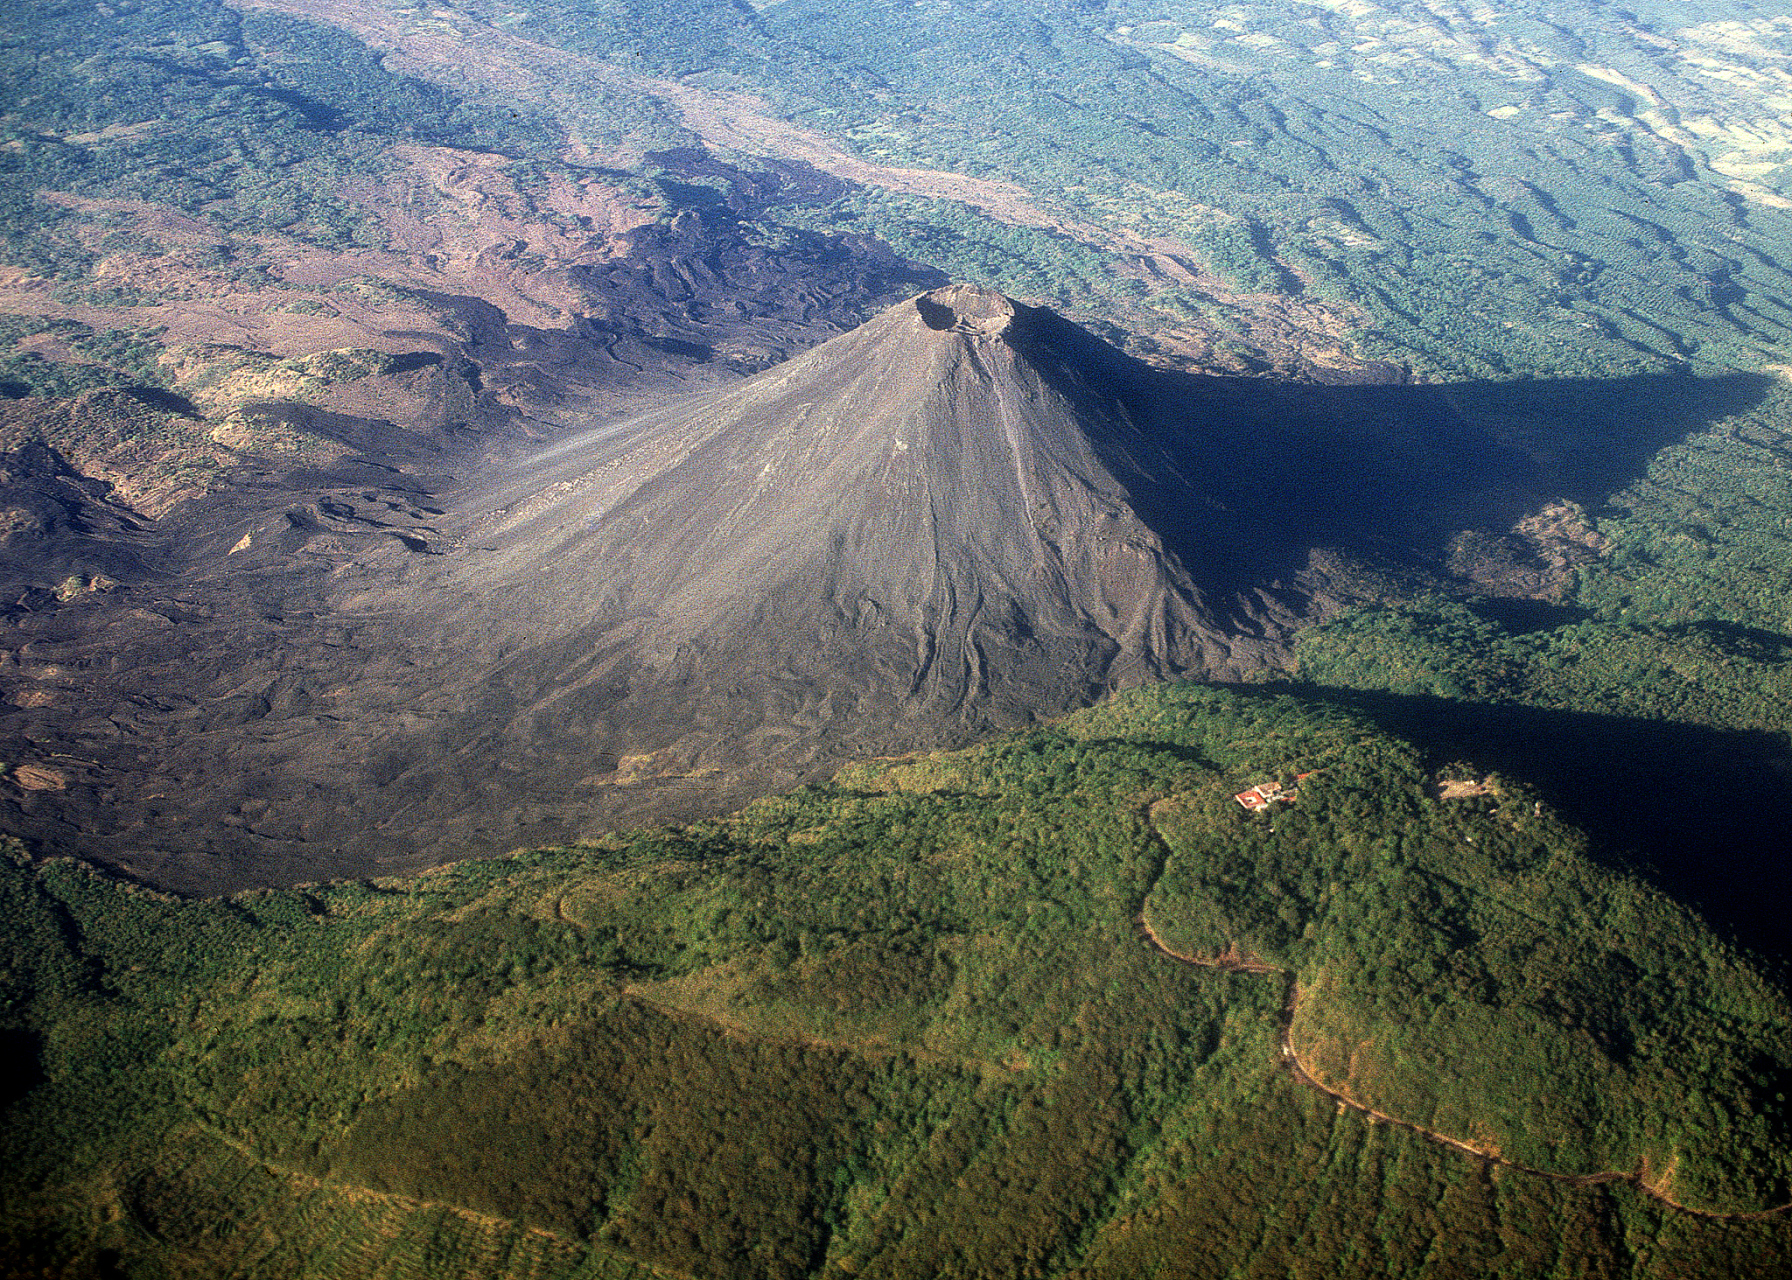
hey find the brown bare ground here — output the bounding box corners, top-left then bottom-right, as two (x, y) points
(5, 4), (1385, 391)
(225, 0), (1384, 379)
(9, 764), (67, 791)
(5, 139), (658, 367)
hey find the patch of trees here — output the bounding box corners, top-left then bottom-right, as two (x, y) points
(6, 682), (1792, 1275)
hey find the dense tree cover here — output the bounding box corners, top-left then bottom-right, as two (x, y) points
(0, 0), (566, 281)
(7, 0), (1792, 382)
(3, 1), (1791, 1275)
(1300, 599), (1792, 732)
(488, 0), (1792, 377)
(4, 685), (1791, 1277)
(1292, 373), (1792, 966)
(1574, 387), (1792, 636)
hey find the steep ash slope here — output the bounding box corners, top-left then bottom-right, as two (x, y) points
(451, 285), (1294, 772)
(0, 286), (1326, 891)
(4, 285), (1738, 893)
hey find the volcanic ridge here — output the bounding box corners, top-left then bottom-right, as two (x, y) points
(2, 284), (1603, 891)
(447, 284), (1291, 760)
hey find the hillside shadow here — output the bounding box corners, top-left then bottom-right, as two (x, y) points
(1235, 682), (1792, 972)
(1021, 304), (1776, 590)
(1160, 367), (1772, 587)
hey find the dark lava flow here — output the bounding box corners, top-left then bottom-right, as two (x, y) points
(0, 285), (1767, 893)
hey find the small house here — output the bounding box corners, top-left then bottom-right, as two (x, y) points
(1234, 781), (1294, 811)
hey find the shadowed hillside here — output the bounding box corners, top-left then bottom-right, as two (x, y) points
(0, 288), (1773, 893)
(1262, 683), (1792, 970)
(4, 683), (1791, 1278)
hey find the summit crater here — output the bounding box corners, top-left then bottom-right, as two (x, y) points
(913, 284), (1019, 336)
(3, 286), (1750, 892)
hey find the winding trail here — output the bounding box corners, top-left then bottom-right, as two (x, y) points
(1136, 811), (1792, 1224)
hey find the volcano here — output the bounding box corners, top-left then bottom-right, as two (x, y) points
(444, 285), (1299, 770)
(4, 283), (1590, 891)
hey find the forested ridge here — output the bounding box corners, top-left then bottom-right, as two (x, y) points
(6, 0), (1792, 1274)
(5, 683), (1791, 1278)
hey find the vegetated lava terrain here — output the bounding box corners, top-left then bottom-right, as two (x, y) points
(0, 284), (1731, 894)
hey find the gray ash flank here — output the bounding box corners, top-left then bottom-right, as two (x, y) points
(1, 286), (1432, 892)
(440, 283), (1296, 788)
(914, 283), (1019, 334)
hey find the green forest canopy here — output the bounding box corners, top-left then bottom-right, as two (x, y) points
(5, 682), (1791, 1278)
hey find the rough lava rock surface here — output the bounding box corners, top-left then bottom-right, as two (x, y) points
(3, 284), (1651, 892)
(446, 284), (1290, 773)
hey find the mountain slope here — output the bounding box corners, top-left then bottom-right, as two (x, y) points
(4, 683), (1790, 1279)
(15, 284), (1315, 893)
(1, 286), (1767, 893)
(447, 285), (1289, 767)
